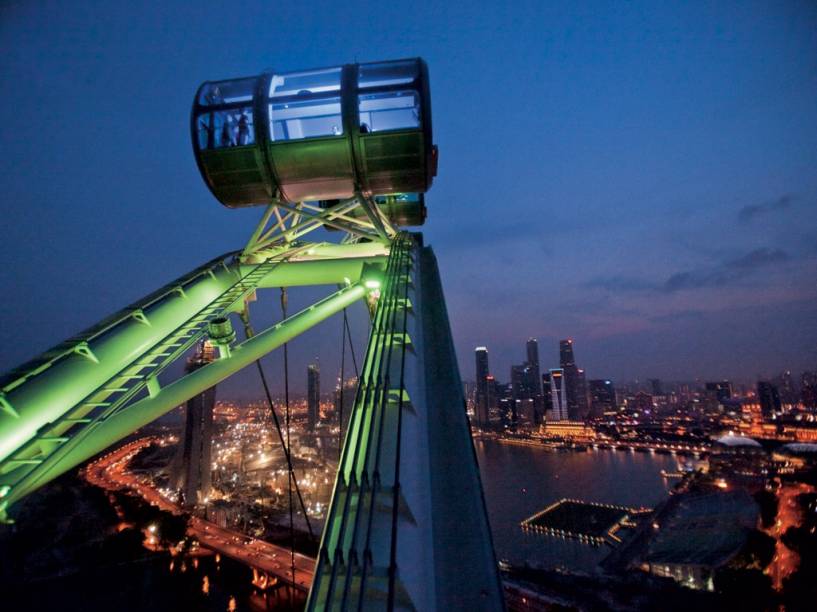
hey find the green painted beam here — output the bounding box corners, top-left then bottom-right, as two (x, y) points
(0, 248), (385, 471)
(0, 282), (369, 522)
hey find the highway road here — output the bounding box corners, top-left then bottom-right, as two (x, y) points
(84, 437), (315, 591)
(765, 482), (813, 591)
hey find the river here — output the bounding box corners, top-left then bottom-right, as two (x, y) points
(475, 440), (678, 572)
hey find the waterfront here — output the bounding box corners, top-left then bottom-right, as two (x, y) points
(476, 440), (678, 572)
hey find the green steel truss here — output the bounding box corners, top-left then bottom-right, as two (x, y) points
(0, 197), (504, 611)
(308, 234), (414, 609)
(0, 213), (388, 521)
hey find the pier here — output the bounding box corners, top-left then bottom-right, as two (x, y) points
(521, 499), (651, 545)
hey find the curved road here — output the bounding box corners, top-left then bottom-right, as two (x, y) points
(84, 437), (315, 591)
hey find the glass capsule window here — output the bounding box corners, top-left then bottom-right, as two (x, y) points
(269, 67), (341, 98)
(270, 97), (343, 141)
(268, 67), (343, 141)
(358, 90), (420, 133)
(374, 193), (421, 205)
(197, 107), (255, 150)
(198, 78), (256, 106)
(358, 60), (418, 89)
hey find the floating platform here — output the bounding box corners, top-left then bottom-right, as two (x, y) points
(520, 498), (650, 545)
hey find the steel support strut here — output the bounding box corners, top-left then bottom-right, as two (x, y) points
(0, 245), (385, 522)
(306, 235), (505, 611)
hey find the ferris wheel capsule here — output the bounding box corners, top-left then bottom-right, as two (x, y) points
(191, 58), (438, 208)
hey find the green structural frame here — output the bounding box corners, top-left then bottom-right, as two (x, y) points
(0, 226), (388, 521)
(0, 195), (505, 611)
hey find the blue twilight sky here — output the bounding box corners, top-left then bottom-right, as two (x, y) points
(1, 1), (816, 397)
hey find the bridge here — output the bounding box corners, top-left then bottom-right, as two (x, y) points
(0, 58), (505, 610)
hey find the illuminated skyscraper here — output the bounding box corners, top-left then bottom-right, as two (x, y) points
(757, 381), (781, 417)
(307, 361), (320, 430)
(775, 370), (797, 407)
(559, 339), (589, 420)
(172, 341), (216, 507)
(526, 338), (543, 422)
(474, 346), (491, 428)
(705, 381), (733, 404)
(526, 338), (541, 393)
(589, 379), (616, 416)
(543, 369), (568, 422)
(802, 370), (817, 409)
(335, 375), (358, 440)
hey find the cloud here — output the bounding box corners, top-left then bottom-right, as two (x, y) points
(660, 248), (790, 292)
(585, 276), (655, 292)
(726, 247), (790, 270)
(587, 248), (792, 294)
(738, 194), (796, 223)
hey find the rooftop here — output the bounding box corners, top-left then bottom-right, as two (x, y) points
(645, 490), (758, 568)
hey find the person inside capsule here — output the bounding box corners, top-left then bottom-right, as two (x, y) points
(220, 115), (233, 147)
(237, 111), (250, 145)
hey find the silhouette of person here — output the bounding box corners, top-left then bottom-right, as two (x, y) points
(237, 112), (250, 146)
(220, 118), (233, 147)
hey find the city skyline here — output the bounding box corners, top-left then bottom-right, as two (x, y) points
(467, 337), (815, 389)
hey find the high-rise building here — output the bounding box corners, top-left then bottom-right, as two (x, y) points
(511, 361), (540, 423)
(757, 381), (781, 418)
(559, 339), (589, 420)
(631, 391), (653, 413)
(802, 371), (817, 409)
(649, 378), (663, 396)
(526, 338), (541, 394)
(525, 338), (543, 423)
(172, 341), (216, 508)
(705, 381), (733, 404)
(775, 370), (797, 407)
(307, 361), (320, 430)
(474, 347), (491, 428)
(589, 379), (616, 416)
(485, 375), (497, 421)
(510, 364), (526, 427)
(335, 375), (358, 443)
(543, 369), (568, 422)
(576, 368), (589, 418)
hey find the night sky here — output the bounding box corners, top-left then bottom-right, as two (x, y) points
(1, 1), (815, 397)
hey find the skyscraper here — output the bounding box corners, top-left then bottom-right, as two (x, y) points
(510, 364), (526, 427)
(474, 347), (491, 428)
(775, 370), (797, 407)
(172, 341), (216, 508)
(802, 371), (817, 409)
(589, 379), (616, 416)
(559, 339), (589, 420)
(576, 368), (589, 417)
(526, 338), (543, 422)
(307, 361), (320, 430)
(543, 369), (568, 422)
(705, 381), (733, 403)
(526, 338), (541, 392)
(335, 375), (357, 442)
(757, 381), (781, 417)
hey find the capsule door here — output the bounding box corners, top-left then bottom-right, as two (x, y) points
(355, 60), (431, 195)
(193, 77), (274, 207)
(266, 67), (355, 202)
